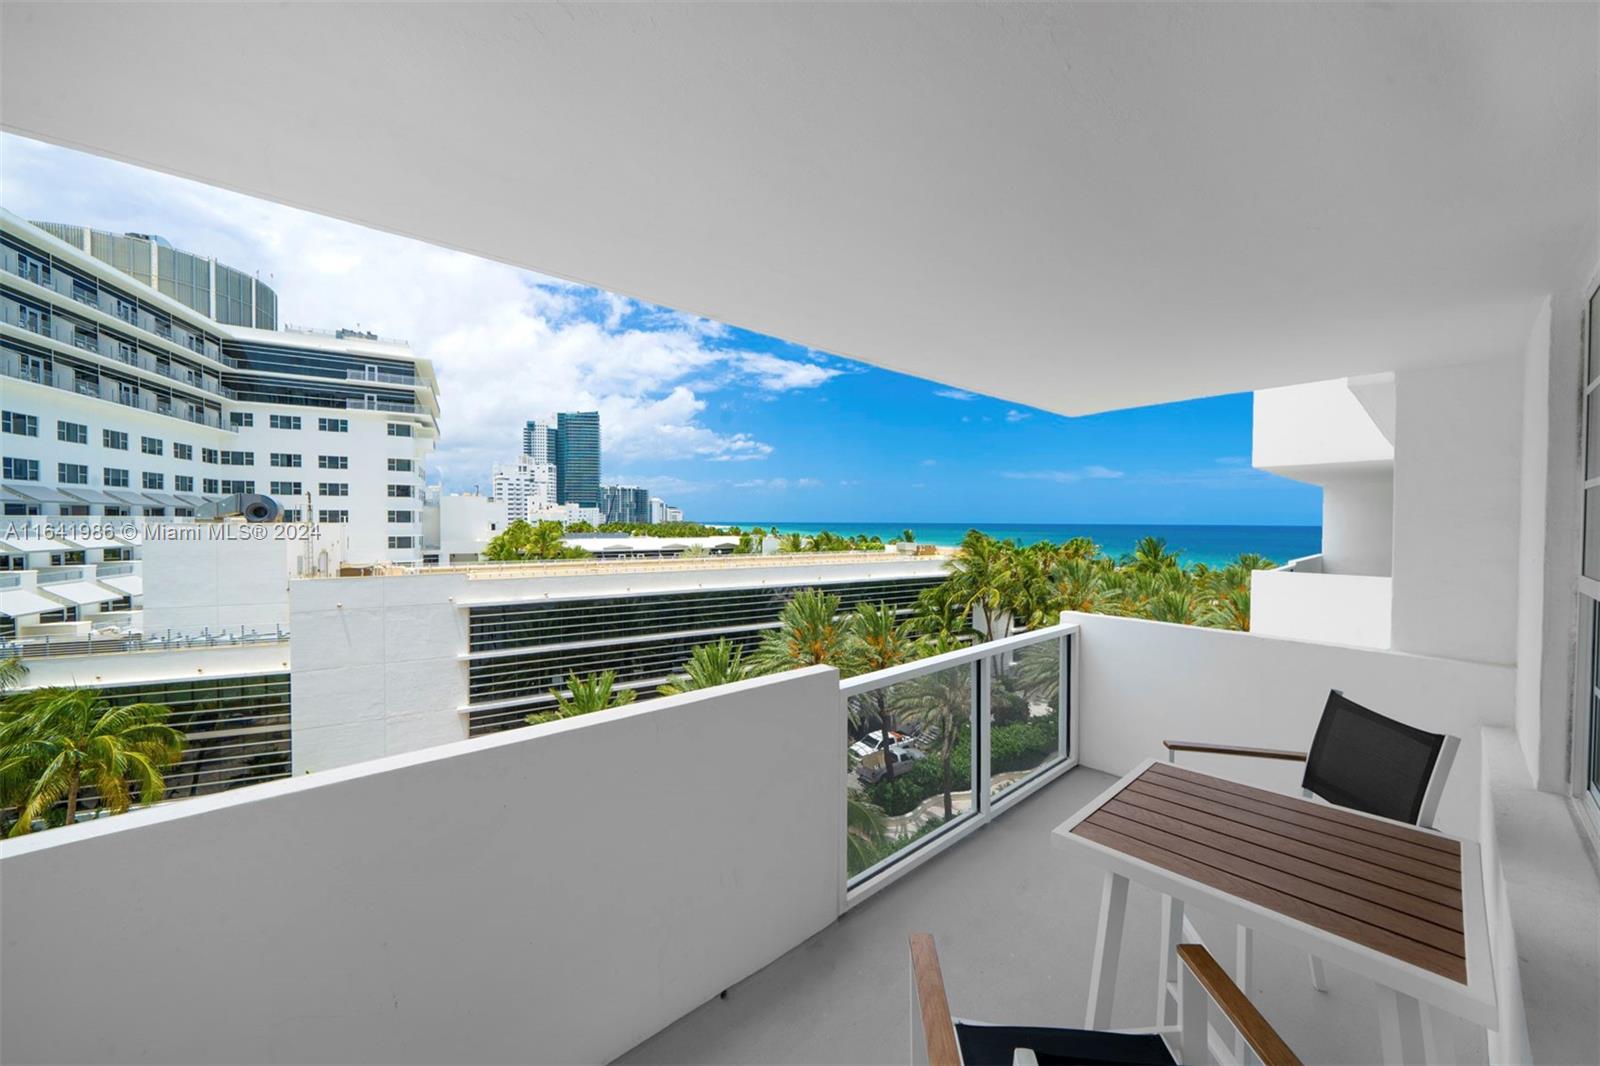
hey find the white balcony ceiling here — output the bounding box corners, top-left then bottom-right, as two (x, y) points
(1, 3), (1594, 414)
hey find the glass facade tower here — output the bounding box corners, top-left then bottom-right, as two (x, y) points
(555, 410), (600, 508)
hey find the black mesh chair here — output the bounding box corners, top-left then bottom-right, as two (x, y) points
(1163, 690), (1460, 993)
(909, 933), (1300, 1066)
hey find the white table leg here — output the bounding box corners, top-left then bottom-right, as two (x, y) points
(1155, 894), (1184, 1027)
(1234, 925), (1253, 1063)
(1308, 954), (1329, 992)
(1085, 871), (1129, 1029)
(1376, 987), (1427, 1066)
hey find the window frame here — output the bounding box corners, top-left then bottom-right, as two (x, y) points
(1576, 271), (1600, 831)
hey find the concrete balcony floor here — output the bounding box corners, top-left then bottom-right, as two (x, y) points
(618, 767), (1488, 1065)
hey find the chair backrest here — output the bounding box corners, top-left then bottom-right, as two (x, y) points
(1301, 691), (1458, 827)
(908, 933), (962, 1066)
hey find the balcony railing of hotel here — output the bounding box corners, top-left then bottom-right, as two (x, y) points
(283, 322), (412, 347)
(344, 368), (417, 385)
(0, 347), (229, 430)
(2, 248), (227, 363)
(1, 624), (290, 661)
(345, 396), (418, 413)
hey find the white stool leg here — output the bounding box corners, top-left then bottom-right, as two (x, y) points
(1085, 872), (1129, 1029)
(1155, 894), (1184, 1027)
(1376, 988), (1427, 1066)
(1234, 925), (1253, 1063)
(1308, 954), (1328, 992)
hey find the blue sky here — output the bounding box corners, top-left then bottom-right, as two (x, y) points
(2, 133), (1318, 525)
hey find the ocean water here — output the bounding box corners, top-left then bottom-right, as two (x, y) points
(708, 521), (1321, 569)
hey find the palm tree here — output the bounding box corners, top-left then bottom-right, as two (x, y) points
(900, 528), (916, 544)
(1124, 535), (1182, 574)
(752, 589), (852, 673)
(1060, 536), (1101, 562)
(0, 657), (26, 699)
(777, 532), (807, 553)
(1145, 586), (1200, 625)
(909, 583), (975, 644)
(658, 639), (754, 695)
(846, 792), (889, 875)
(1013, 639), (1062, 708)
(847, 602), (927, 758)
(945, 530), (1021, 640)
(1052, 557), (1110, 614)
(0, 687), (185, 836)
(1201, 585), (1252, 631)
(897, 651), (972, 819)
(527, 670), (636, 725)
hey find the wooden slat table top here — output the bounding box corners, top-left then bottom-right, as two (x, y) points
(1068, 761), (1468, 983)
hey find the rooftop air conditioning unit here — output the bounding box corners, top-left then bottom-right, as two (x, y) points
(196, 493), (281, 523)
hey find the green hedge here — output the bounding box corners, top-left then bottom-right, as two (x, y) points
(864, 713), (1061, 815)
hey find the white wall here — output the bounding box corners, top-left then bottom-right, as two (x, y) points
(1320, 472), (1394, 576)
(1253, 377), (1394, 476)
(1065, 612), (1516, 838)
(0, 667), (844, 1065)
(1249, 569), (1392, 650)
(1390, 356), (1525, 665)
(289, 571), (471, 772)
(14, 641), (288, 690)
(140, 531), (344, 637)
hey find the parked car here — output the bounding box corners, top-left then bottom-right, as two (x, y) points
(849, 728), (909, 760)
(856, 743), (925, 784)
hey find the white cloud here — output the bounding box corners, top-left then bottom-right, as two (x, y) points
(920, 458), (938, 467)
(1005, 409), (1032, 423)
(934, 387), (977, 401)
(0, 134), (840, 490)
(733, 477), (822, 491)
(738, 352), (844, 392)
(1001, 466), (1124, 482)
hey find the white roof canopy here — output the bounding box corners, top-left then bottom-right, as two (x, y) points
(2, 3), (1592, 413)
(97, 574), (142, 597)
(0, 587), (58, 619)
(36, 580), (117, 607)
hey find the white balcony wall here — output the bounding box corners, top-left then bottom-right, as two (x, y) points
(1064, 612), (1514, 838)
(140, 533), (345, 637)
(1391, 355), (1525, 666)
(1252, 377), (1394, 476)
(1249, 566), (1392, 649)
(1321, 472), (1394, 577)
(0, 667), (844, 1066)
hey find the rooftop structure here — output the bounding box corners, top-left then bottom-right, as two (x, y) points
(0, 6), (1596, 1066)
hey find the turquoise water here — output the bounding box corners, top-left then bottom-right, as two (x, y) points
(708, 521), (1321, 569)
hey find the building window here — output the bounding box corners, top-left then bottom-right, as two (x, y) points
(203, 478), (219, 494)
(174, 442), (193, 461)
(388, 536), (414, 549)
(270, 414), (302, 430)
(230, 412), (254, 428)
(58, 420), (88, 444)
(175, 475), (194, 493)
(387, 423), (413, 437)
(2, 412), (38, 437)
(57, 463), (88, 484)
(318, 418), (348, 433)
(270, 481), (303, 497)
(201, 447), (219, 463)
(104, 467), (130, 487)
(141, 435), (164, 456)
(387, 484), (413, 498)
(270, 453), (302, 468)
(220, 480), (255, 494)
(2, 458), (39, 481)
(318, 509), (349, 523)
(387, 458), (413, 472)
(318, 482), (349, 497)
(143, 472), (164, 490)
(387, 510), (414, 523)
(281, 508), (302, 522)
(318, 455), (348, 470)
(220, 451), (253, 465)
(103, 429), (129, 450)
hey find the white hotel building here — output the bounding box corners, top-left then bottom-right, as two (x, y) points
(0, 210), (439, 578)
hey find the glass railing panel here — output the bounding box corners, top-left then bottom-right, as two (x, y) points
(845, 657), (978, 883)
(987, 632), (1070, 802)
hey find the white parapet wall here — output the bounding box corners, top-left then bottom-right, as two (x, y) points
(0, 666), (844, 1065)
(1064, 612), (1515, 838)
(1249, 565), (1392, 649)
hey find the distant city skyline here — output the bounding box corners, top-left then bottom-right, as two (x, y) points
(1, 133), (1320, 525)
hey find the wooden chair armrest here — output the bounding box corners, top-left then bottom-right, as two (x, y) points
(909, 933), (962, 1066)
(1177, 944), (1302, 1066)
(1163, 740), (1308, 762)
